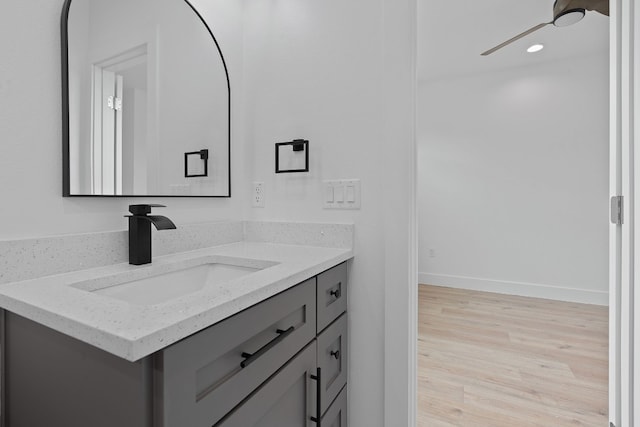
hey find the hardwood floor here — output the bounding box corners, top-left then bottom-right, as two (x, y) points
(418, 285), (608, 427)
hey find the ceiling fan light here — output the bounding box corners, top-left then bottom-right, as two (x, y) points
(553, 8), (586, 27)
(527, 44), (544, 53)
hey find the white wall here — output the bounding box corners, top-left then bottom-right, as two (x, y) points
(0, 0), (247, 239)
(418, 53), (610, 304)
(242, 0), (416, 425)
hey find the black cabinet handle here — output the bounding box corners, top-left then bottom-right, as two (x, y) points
(330, 350), (340, 360)
(240, 326), (294, 369)
(310, 367), (322, 426)
(330, 284), (342, 299)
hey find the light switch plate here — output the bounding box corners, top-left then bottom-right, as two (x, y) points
(345, 185), (355, 202)
(323, 179), (361, 209)
(325, 185), (335, 203)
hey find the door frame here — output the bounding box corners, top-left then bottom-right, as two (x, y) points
(91, 45), (148, 196)
(609, 0), (622, 423)
(610, 0), (637, 425)
(634, 0), (640, 419)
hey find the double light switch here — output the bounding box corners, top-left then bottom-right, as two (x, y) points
(323, 179), (361, 209)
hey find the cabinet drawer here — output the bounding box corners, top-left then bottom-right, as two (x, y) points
(317, 313), (348, 415)
(216, 342), (317, 427)
(317, 262), (347, 332)
(157, 278), (317, 427)
(322, 385), (347, 427)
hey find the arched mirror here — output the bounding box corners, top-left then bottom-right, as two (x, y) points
(62, 0), (230, 197)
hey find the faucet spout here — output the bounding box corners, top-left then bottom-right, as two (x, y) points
(126, 204), (176, 265)
(147, 215), (177, 230)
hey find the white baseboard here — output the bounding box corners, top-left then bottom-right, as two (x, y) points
(419, 273), (608, 306)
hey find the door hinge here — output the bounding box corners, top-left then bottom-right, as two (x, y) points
(611, 196), (623, 225)
(106, 96), (122, 111)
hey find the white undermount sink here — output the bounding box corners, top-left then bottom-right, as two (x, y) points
(89, 263), (263, 306)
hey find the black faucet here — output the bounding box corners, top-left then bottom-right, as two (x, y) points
(126, 204), (177, 265)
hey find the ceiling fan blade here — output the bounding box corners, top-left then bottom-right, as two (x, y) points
(584, 0), (609, 16)
(563, 0), (609, 16)
(481, 22), (551, 56)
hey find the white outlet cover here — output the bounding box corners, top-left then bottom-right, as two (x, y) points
(253, 182), (265, 207)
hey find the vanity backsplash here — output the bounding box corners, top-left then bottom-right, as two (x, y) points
(244, 221), (354, 249)
(0, 221), (353, 284)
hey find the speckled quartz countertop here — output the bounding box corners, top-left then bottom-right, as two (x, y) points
(0, 242), (353, 361)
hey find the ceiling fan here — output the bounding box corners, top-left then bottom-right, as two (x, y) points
(481, 0), (609, 56)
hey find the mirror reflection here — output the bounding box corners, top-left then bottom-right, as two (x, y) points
(63, 0), (230, 197)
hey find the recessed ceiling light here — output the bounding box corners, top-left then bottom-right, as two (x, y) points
(527, 44), (544, 53)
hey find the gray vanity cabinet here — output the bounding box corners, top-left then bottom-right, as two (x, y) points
(321, 386), (348, 427)
(4, 312), (154, 427)
(2, 262), (349, 427)
(157, 278), (317, 427)
(210, 261), (349, 427)
(317, 262), (347, 333)
(317, 313), (348, 415)
(216, 342), (318, 427)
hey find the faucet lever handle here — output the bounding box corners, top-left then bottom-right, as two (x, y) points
(128, 204), (167, 215)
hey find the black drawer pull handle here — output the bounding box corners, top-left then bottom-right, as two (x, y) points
(310, 367), (322, 426)
(330, 350), (340, 360)
(240, 326), (295, 369)
(330, 284), (341, 299)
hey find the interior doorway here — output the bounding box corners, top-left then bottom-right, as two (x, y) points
(91, 45), (148, 195)
(415, 0), (611, 425)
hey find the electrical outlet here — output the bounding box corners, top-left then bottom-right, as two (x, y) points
(429, 249), (436, 258)
(252, 182), (265, 207)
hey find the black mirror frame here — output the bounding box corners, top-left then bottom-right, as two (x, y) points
(60, 0), (232, 198)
